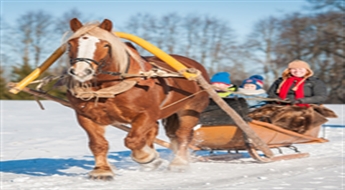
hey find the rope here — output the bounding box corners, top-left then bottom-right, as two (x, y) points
(149, 62), (179, 74)
(29, 75), (67, 91)
(120, 70), (183, 78)
(216, 89), (291, 104)
(160, 90), (206, 110)
(178, 68), (202, 81)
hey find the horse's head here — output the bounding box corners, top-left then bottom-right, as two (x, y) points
(66, 18), (134, 83)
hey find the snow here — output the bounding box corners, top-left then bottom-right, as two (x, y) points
(1, 100), (344, 189)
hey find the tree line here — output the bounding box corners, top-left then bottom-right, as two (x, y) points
(0, 0), (343, 103)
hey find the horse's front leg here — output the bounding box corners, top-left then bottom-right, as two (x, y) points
(125, 113), (163, 171)
(76, 114), (114, 180)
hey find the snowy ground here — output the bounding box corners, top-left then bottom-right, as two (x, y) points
(0, 101), (344, 189)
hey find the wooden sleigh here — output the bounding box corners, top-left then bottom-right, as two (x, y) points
(7, 32), (331, 164)
(189, 98), (330, 162)
(190, 120), (328, 162)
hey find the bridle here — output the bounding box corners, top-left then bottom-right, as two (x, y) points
(69, 53), (131, 78)
(70, 57), (102, 67)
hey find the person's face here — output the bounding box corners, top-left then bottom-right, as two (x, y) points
(290, 68), (307, 77)
(212, 82), (230, 90)
(243, 84), (257, 90)
(212, 82), (229, 89)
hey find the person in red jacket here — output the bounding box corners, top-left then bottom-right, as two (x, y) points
(267, 60), (327, 107)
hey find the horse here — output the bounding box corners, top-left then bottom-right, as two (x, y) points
(65, 18), (210, 180)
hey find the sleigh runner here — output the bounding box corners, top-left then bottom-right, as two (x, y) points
(7, 19), (336, 179)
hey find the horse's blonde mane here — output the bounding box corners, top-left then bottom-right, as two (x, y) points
(66, 22), (143, 73)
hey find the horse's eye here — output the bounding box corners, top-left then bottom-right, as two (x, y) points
(104, 44), (110, 48)
(67, 43), (72, 51)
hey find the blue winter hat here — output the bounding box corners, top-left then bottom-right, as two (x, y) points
(210, 72), (231, 85)
(249, 75), (264, 81)
(249, 75), (264, 88)
(240, 78), (262, 90)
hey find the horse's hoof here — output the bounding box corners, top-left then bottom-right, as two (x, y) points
(168, 157), (189, 172)
(140, 157), (167, 171)
(168, 163), (189, 172)
(88, 169), (115, 181)
(88, 175), (114, 181)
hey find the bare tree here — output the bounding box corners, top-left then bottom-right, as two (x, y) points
(180, 14), (238, 74)
(4, 10), (54, 68)
(125, 12), (181, 54)
(242, 1), (344, 103)
(306, 0), (345, 11)
(309, 11), (344, 103)
(266, 10), (343, 103)
(122, 13), (158, 55)
(17, 13), (34, 67)
(182, 15), (202, 59)
(54, 8), (84, 37)
(158, 13), (181, 54)
(32, 11), (54, 66)
(244, 16), (280, 83)
(122, 13), (239, 76)
(0, 16), (14, 78)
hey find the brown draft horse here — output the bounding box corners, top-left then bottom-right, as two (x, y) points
(65, 18), (209, 180)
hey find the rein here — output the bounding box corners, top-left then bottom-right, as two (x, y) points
(70, 52), (131, 78)
(96, 58), (184, 79)
(96, 52), (131, 77)
(159, 90), (206, 110)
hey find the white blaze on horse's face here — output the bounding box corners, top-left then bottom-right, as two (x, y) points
(68, 34), (100, 82)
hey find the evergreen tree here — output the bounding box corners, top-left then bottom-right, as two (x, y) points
(9, 63), (67, 100)
(0, 67), (13, 99)
(39, 68), (68, 100)
(10, 62), (36, 100)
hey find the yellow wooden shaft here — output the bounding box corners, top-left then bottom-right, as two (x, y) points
(115, 32), (198, 79)
(9, 32), (196, 94)
(9, 44), (67, 94)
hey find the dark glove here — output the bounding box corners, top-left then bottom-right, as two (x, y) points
(289, 99), (302, 105)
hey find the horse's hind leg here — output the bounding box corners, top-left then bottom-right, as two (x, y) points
(163, 114), (180, 152)
(76, 114), (114, 180)
(164, 111), (200, 171)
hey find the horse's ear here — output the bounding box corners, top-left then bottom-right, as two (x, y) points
(99, 19), (113, 32)
(70, 18), (83, 32)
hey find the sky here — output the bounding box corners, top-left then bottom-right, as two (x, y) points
(0, 0), (314, 79)
(1, 0), (311, 40)
(1, 101), (344, 189)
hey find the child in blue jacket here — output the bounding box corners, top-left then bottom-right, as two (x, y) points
(210, 72), (237, 98)
(230, 75), (267, 109)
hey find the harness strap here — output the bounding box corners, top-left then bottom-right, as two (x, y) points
(156, 77), (171, 109)
(69, 80), (138, 100)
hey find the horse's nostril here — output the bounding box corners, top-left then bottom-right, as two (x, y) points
(85, 69), (93, 75)
(68, 68), (76, 75)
